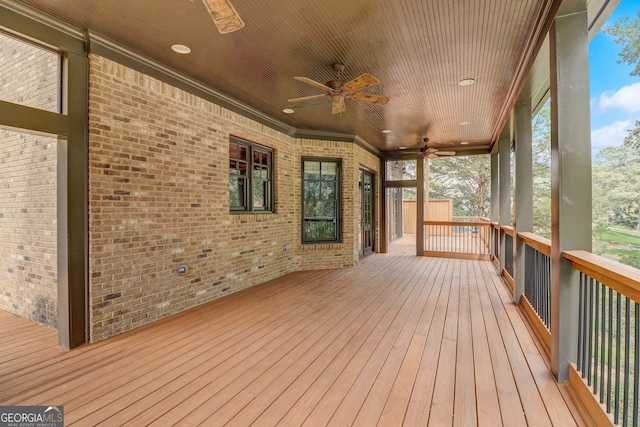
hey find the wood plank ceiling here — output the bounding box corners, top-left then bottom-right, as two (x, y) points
(16, 0), (552, 153)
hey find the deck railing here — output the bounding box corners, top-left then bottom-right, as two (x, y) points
(501, 231), (640, 426)
(502, 226), (514, 279)
(423, 219), (491, 260)
(520, 233), (552, 329)
(563, 251), (640, 427)
(491, 222), (500, 267)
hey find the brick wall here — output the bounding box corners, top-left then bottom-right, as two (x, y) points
(0, 33), (60, 328)
(89, 55), (383, 341)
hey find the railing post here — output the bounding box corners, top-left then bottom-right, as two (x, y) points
(549, 0), (592, 382)
(514, 101), (533, 304)
(416, 156), (425, 256)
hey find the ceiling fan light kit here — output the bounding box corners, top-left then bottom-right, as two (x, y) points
(288, 64), (390, 114)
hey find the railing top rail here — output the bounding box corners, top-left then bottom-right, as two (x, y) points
(563, 250), (640, 304)
(424, 220), (491, 227)
(501, 225), (514, 236)
(452, 216), (491, 222)
(518, 232), (552, 257)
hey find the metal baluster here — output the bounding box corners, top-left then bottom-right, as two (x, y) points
(578, 273), (585, 372)
(623, 297), (630, 427)
(546, 254), (551, 328)
(614, 293), (621, 424)
(588, 277), (594, 386)
(633, 302), (639, 427)
(607, 287), (613, 412)
(601, 282), (607, 404)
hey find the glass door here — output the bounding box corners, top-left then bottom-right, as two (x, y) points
(359, 169), (375, 257)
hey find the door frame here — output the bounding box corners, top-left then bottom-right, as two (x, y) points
(359, 167), (376, 258)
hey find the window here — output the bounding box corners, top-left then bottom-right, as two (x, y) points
(302, 158), (342, 243)
(229, 137), (273, 212)
(0, 31), (61, 113)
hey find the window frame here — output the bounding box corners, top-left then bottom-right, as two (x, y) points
(301, 157), (342, 244)
(229, 136), (274, 213)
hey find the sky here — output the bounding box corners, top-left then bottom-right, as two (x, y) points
(589, 0), (640, 156)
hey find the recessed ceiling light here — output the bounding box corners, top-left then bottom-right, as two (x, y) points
(382, 129), (392, 134)
(460, 141), (470, 145)
(458, 78), (475, 86)
(460, 121), (471, 126)
(398, 146), (407, 150)
(282, 108), (295, 114)
(171, 44), (191, 54)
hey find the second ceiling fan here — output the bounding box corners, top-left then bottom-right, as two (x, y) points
(419, 138), (456, 158)
(288, 64), (390, 114)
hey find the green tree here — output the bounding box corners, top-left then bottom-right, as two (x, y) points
(593, 135), (640, 230)
(428, 155), (490, 217)
(623, 119), (640, 149)
(603, 11), (640, 76)
(532, 99), (552, 238)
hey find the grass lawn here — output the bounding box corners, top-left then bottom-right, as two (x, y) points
(594, 229), (640, 268)
(598, 230), (640, 247)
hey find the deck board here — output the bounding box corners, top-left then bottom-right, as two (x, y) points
(0, 236), (584, 426)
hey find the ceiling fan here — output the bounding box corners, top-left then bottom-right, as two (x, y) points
(419, 138), (456, 158)
(288, 64), (390, 114)
(202, 0), (244, 34)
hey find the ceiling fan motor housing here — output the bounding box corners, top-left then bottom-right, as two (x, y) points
(325, 80), (346, 91)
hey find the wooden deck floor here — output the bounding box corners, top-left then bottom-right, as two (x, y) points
(0, 237), (583, 426)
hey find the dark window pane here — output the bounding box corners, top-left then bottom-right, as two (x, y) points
(229, 143), (238, 158)
(317, 200), (336, 217)
(239, 145), (248, 160)
(238, 161), (247, 175)
(253, 180), (266, 209)
(229, 176), (246, 208)
(304, 201), (318, 217)
(304, 219), (336, 240)
(321, 182), (336, 199)
(304, 181), (320, 199)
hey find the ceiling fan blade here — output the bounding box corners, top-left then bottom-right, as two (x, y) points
(352, 93), (390, 106)
(294, 77), (334, 93)
(287, 94), (327, 103)
(425, 147), (438, 154)
(332, 97), (346, 114)
(202, 0), (245, 34)
(342, 73), (380, 91)
(436, 151), (456, 156)
(427, 153), (438, 159)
